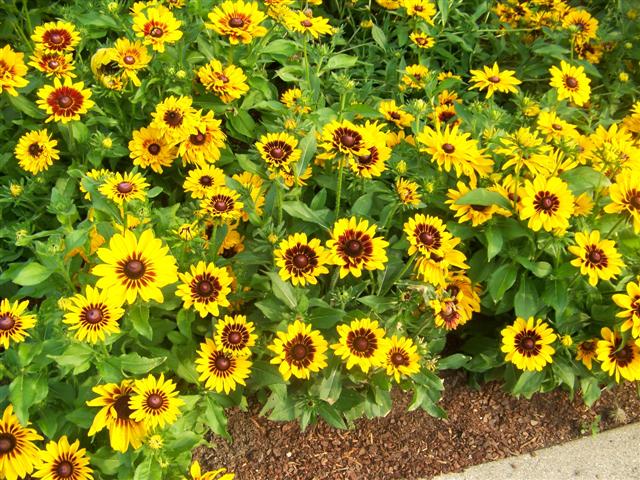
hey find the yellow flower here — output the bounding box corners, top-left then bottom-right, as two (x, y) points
(280, 87), (310, 114)
(14, 129), (60, 175)
(469, 62), (521, 98)
(562, 9), (598, 44)
(199, 186), (245, 224)
(256, 132), (301, 173)
(183, 165), (226, 199)
(576, 339), (598, 370)
(268, 320), (328, 380)
(400, 64), (430, 91)
(9, 183), (23, 197)
(28, 48), (75, 79)
(132, 4), (183, 52)
(379, 100), (415, 128)
(274, 233), (330, 286)
(91, 47), (124, 90)
(130, 374), (185, 429)
(63, 286), (124, 344)
(382, 335), (421, 382)
(0, 298), (37, 350)
(129, 125), (178, 173)
(0, 405), (43, 480)
(178, 110), (226, 167)
(206, 0), (268, 44)
(604, 174), (640, 233)
(195, 337), (252, 393)
(501, 317), (556, 371)
(151, 95), (199, 143)
(197, 60), (249, 103)
(569, 231), (624, 287)
(519, 176), (574, 233)
(348, 121), (391, 179)
(113, 38), (152, 87)
(402, 0), (436, 24)
(613, 280), (640, 338)
(33, 436), (93, 480)
(318, 120), (368, 159)
(31, 21), (80, 53)
(549, 61), (591, 107)
(284, 10), (334, 38)
(174, 221), (199, 241)
(403, 214), (454, 258)
(395, 178), (421, 207)
(596, 328), (640, 382)
(536, 111), (579, 142)
(409, 31), (435, 49)
(561, 335), (573, 347)
(36, 77), (95, 123)
(99, 171), (149, 205)
(147, 435), (163, 450)
(331, 318), (388, 373)
(176, 261), (233, 317)
(446, 181), (511, 226)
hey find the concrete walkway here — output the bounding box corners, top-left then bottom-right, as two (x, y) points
(433, 423), (640, 480)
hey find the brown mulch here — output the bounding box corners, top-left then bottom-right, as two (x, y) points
(195, 373), (640, 480)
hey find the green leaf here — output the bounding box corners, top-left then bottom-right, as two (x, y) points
(129, 304), (153, 340)
(357, 295), (397, 313)
(308, 307), (345, 329)
(318, 368), (342, 405)
(133, 456), (162, 480)
(512, 370), (544, 397)
(9, 375), (48, 423)
(227, 110), (256, 138)
(250, 360), (285, 389)
(438, 353), (470, 370)
(12, 263), (53, 286)
(282, 201), (331, 228)
(580, 377), (601, 407)
(438, 0), (450, 25)
(485, 226), (503, 261)
(561, 166), (610, 195)
(317, 402), (347, 429)
(371, 25), (387, 49)
(295, 128), (317, 179)
(552, 357), (575, 390)
(7, 95), (45, 119)
(204, 395), (230, 440)
(455, 188), (511, 210)
(488, 264), (519, 301)
(118, 353), (166, 375)
(514, 277), (539, 318)
(260, 39), (298, 57)
(325, 54), (358, 70)
(266, 272), (297, 310)
(542, 279), (568, 314)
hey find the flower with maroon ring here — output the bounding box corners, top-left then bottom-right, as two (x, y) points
(14, 129), (60, 175)
(382, 335), (421, 383)
(519, 175), (574, 233)
(63, 286), (124, 344)
(604, 174), (640, 234)
(569, 230), (624, 287)
(195, 337), (252, 393)
(403, 213), (455, 259)
(331, 318), (388, 373)
(319, 120), (369, 159)
(199, 186), (244, 225)
(31, 21), (80, 53)
(0, 298), (36, 350)
(92, 229), (178, 305)
(129, 374), (185, 429)
(0, 404), (43, 480)
(469, 62), (521, 98)
(214, 314), (257, 357)
(36, 77), (95, 123)
(176, 261), (233, 318)
(613, 279), (640, 339)
(549, 60), (591, 107)
(197, 59), (249, 104)
(0, 45), (29, 97)
(268, 320), (328, 380)
(576, 339), (598, 370)
(178, 111), (226, 167)
(183, 164), (225, 199)
(33, 435), (93, 480)
(113, 38), (152, 87)
(283, 10), (334, 38)
(326, 216), (389, 279)
(128, 125), (178, 174)
(150, 95), (199, 143)
(206, 0), (267, 45)
(29, 48), (75, 79)
(99, 171), (149, 205)
(255, 132), (301, 172)
(132, 4), (183, 52)
(274, 233), (330, 286)
(501, 317), (556, 371)
(596, 327), (640, 382)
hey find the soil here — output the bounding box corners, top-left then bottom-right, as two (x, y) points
(195, 372), (640, 480)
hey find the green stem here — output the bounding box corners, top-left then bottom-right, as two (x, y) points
(605, 217), (626, 238)
(303, 35), (311, 89)
(276, 183), (284, 225)
(211, 224), (218, 262)
(334, 155), (345, 220)
(378, 253), (418, 296)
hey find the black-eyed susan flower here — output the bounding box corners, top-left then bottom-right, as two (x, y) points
(614, 280), (640, 338)
(93, 229), (178, 305)
(195, 337), (252, 393)
(63, 286), (124, 344)
(0, 298), (36, 350)
(80, 168), (114, 200)
(519, 176), (574, 233)
(87, 381), (146, 453)
(331, 318), (388, 373)
(14, 129), (60, 175)
(403, 0), (436, 23)
(469, 62), (521, 98)
(274, 233), (330, 286)
(562, 9), (598, 44)
(132, 4), (183, 52)
(90, 47), (124, 91)
(326, 217), (389, 279)
(151, 95), (199, 143)
(319, 120), (368, 159)
(190, 461), (235, 480)
(200, 186), (244, 224)
(232, 171), (265, 220)
(495, 127), (553, 176)
(569, 231), (624, 287)
(434, 272), (481, 328)
(378, 0), (400, 8)
(268, 320), (328, 380)
(98, 171), (149, 205)
(379, 100), (415, 128)
(536, 111), (579, 142)
(596, 327), (640, 382)
(174, 221), (199, 241)
(284, 10), (334, 38)
(501, 317), (556, 371)
(430, 298), (465, 330)
(576, 339), (598, 370)
(129, 125), (178, 174)
(31, 21), (80, 53)
(0, 404), (43, 480)
(130, 374), (184, 429)
(445, 181), (511, 226)
(256, 132), (301, 172)
(349, 122), (390, 179)
(415, 240), (468, 287)
(197, 60), (249, 103)
(218, 226), (245, 258)
(113, 38), (152, 87)
(33, 436), (93, 480)
(274, 164), (313, 188)
(178, 111), (226, 167)
(206, 0), (267, 44)
(400, 63), (429, 91)
(36, 78), (95, 123)
(280, 87), (310, 114)
(409, 31), (435, 49)
(176, 261), (232, 317)
(395, 178), (421, 207)
(586, 123), (638, 173)
(0, 45), (29, 97)
(549, 61), (591, 107)
(382, 335), (420, 382)
(28, 48), (75, 79)
(183, 165), (225, 199)
(604, 174), (640, 233)
(214, 314), (257, 357)
(403, 214), (454, 258)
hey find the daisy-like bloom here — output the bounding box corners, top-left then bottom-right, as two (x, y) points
(430, 298), (466, 330)
(275, 164), (313, 188)
(178, 111), (226, 167)
(586, 123), (639, 174)
(549, 61), (591, 107)
(326, 217), (389, 279)
(377, 0), (401, 8)
(214, 314), (257, 357)
(98, 171), (149, 205)
(501, 317), (556, 371)
(280, 87), (310, 114)
(395, 178), (421, 207)
(0, 298), (36, 350)
(274, 233), (330, 286)
(151, 95), (199, 143)
(190, 461), (235, 480)
(128, 125), (178, 174)
(206, 0), (267, 44)
(349, 122), (391, 179)
(409, 31), (435, 49)
(31, 21), (80, 53)
(596, 328), (640, 382)
(400, 64), (430, 91)
(36, 78), (95, 123)
(28, 48), (75, 79)
(199, 186), (245, 224)
(614, 280), (640, 338)
(536, 111), (579, 142)
(446, 181), (510, 226)
(573, 192), (594, 217)
(268, 320), (328, 380)
(176, 261), (232, 317)
(562, 9), (598, 44)
(113, 38), (152, 87)
(80, 168), (114, 200)
(284, 10), (334, 38)
(433, 103), (459, 127)
(414, 238), (468, 287)
(519, 176), (575, 233)
(379, 100), (415, 128)
(195, 337), (252, 393)
(33, 436), (93, 480)
(0, 45), (29, 97)
(469, 62), (521, 98)
(256, 132), (301, 172)
(129, 374), (185, 429)
(318, 120), (368, 160)
(93, 229), (178, 305)
(382, 335), (420, 382)
(0, 405), (43, 480)
(174, 221), (199, 241)
(495, 127), (553, 176)
(416, 124), (493, 184)
(403, 214), (453, 259)
(604, 174), (640, 233)
(90, 47), (124, 91)
(197, 60), (249, 103)
(132, 5), (183, 52)
(438, 272), (481, 325)
(232, 171), (265, 220)
(402, 0), (436, 24)
(331, 318), (388, 373)
(218, 226), (245, 258)
(183, 165), (225, 199)
(14, 129), (60, 175)
(63, 286), (124, 344)
(87, 381), (147, 453)
(576, 339), (598, 370)
(569, 231), (624, 287)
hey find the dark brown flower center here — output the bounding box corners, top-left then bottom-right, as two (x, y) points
(358, 154), (373, 165)
(164, 110), (182, 127)
(190, 132), (207, 145)
(391, 352), (407, 366)
(123, 55), (135, 65)
(301, 19), (313, 27)
(535, 191), (560, 213)
(270, 147), (284, 159)
(587, 249), (602, 264)
(199, 175), (213, 186)
(47, 59), (60, 69)
(344, 239), (363, 257)
(215, 355), (231, 371)
(340, 134), (355, 148)
(147, 393), (164, 409)
(552, 123), (562, 131)
(353, 336), (369, 352)
(229, 17), (245, 28)
(147, 143), (161, 155)
(50, 32), (63, 44)
(390, 111), (401, 120)
(113, 394), (134, 420)
(521, 336), (536, 351)
(488, 75), (500, 83)
(614, 345), (633, 366)
(293, 254), (309, 268)
(0, 433), (16, 454)
(28, 143), (43, 156)
(291, 343), (308, 360)
(442, 143), (455, 154)
(0, 314), (15, 331)
(124, 259), (145, 279)
(84, 308), (103, 324)
(228, 331), (242, 345)
(213, 200), (228, 212)
(218, 73), (229, 83)
(565, 76), (578, 88)
(196, 280), (214, 297)
(419, 232), (435, 246)
(117, 181), (133, 194)
(150, 27), (163, 38)
(629, 194), (640, 210)
(57, 95), (73, 108)
(56, 460), (74, 478)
